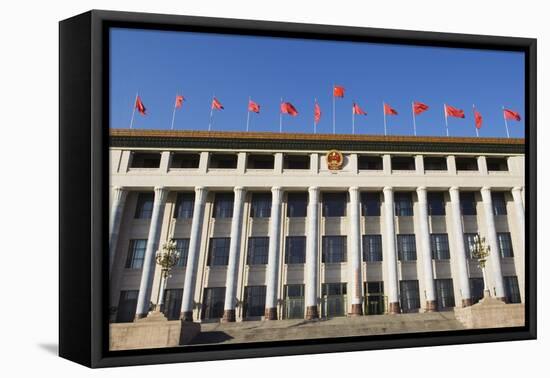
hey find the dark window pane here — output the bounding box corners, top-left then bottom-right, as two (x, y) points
(244, 286), (266, 317)
(201, 287), (226, 320)
(130, 152), (161, 168)
(395, 192), (413, 216)
(250, 193), (272, 218)
(365, 282), (385, 315)
(323, 192), (347, 217)
(170, 153), (200, 168)
(321, 283), (347, 317)
(397, 234), (417, 261)
(287, 192), (308, 217)
(392, 156), (415, 170)
(213, 192), (234, 218)
(247, 237), (269, 265)
(358, 155), (383, 170)
(504, 276), (521, 303)
(125, 239), (147, 269)
(135, 192), (154, 219)
(174, 238), (190, 267)
(209, 154), (237, 169)
(469, 278), (485, 304)
(431, 234), (450, 260)
(435, 279), (455, 308)
(284, 284), (305, 319)
(322, 236), (347, 263)
(208, 238), (230, 266)
(361, 192), (381, 216)
(497, 232), (514, 257)
(424, 157), (448, 171)
(460, 192), (477, 215)
(456, 157), (478, 171)
(492, 192), (507, 215)
(116, 290), (139, 323)
(487, 157), (508, 171)
(428, 192), (445, 216)
(247, 154), (274, 169)
(285, 236), (306, 264)
(363, 235), (383, 262)
(400, 280), (420, 312)
(174, 192), (194, 219)
(162, 289), (183, 320)
(284, 155), (310, 169)
(463, 233), (478, 259)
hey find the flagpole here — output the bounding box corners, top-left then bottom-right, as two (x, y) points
(280, 97), (283, 133)
(129, 92), (138, 129)
(444, 104), (449, 137)
(332, 84), (336, 134)
(383, 102), (387, 136)
(352, 103), (355, 135)
(246, 96), (251, 132)
(314, 98), (317, 134)
(502, 106), (510, 138)
(208, 94), (214, 131)
(412, 102), (417, 136)
(170, 93), (178, 130)
(473, 104), (479, 137)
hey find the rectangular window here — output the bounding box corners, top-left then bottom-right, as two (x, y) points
(394, 192), (414, 216)
(116, 290), (139, 323)
(361, 192), (381, 216)
(134, 192), (154, 219)
(463, 233), (478, 259)
(285, 236), (306, 264)
(247, 237), (269, 265)
(322, 236), (347, 263)
(322, 192), (347, 217)
(460, 192), (477, 215)
(247, 154), (274, 169)
(250, 193), (272, 218)
(358, 155), (383, 170)
(469, 277), (485, 304)
(399, 280), (420, 312)
(427, 192), (446, 216)
(284, 284), (305, 319)
(431, 234), (450, 260)
(435, 279), (455, 308)
(455, 157), (478, 171)
(486, 157), (509, 172)
(174, 192), (194, 219)
(362, 235), (383, 262)
(497, 232), (514, 258)
(207, 238), (230, 266)
(162, 289), (183, 320)
(504, 276), (521, 304)
(201, 287), (226, 320)
(283, 154), (310, 169)
(174, 238), (190, 267)
(287, 192), (308, 217)
(391, 156), (416, 170)
(130, 152), (161, 168)
(492, 192), (507, 215)
(424, 156), (448, 171)
(397, 234), (417, 261)
(125, 239), (147, 269)
(170, 152), (200, 169)
(213, 192), (234, 218)
(209, 153), (237, 169)
(243, 286), (267, 317)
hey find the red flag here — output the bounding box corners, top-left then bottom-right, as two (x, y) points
(474, 109), (483, 129)
(314, 102), (321, 124)
(333, 85), (345, 98)
(248, 100), (260, 114)
(384, 103), (398, 115)
(445, 104), (465, 118)
(175, 95), (185, 109)
(281, 102), (298, 116)
(135, 96), (146, 115)
(212, 97), (224, 110)
(413, 101), (429, 115)
(353, 103), (367, 115)
(503, 109), (521, 121)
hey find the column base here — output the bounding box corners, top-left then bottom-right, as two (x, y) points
(350, 304), (363, 316)
(180, 311), (194, 322)
(264, 307), (278, 320)
(496, 297), (507, 304)
(221, 309), (236, 323)
(425, 300), (437, 312)
(305, 306), (319, 320)
(134, 313), (147, 321)
(461, 298), (473, 307)
(388, 302), (401, 314)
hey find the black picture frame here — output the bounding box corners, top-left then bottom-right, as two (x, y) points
(59, 9), (537, 368)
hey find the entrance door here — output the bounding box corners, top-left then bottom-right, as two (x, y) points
(284, 284), (305, 319)
(321, 283), (347, 318)
(116, 290), (138, 323)
(365, 282), (385, 315)
(201, 287), (226, 320)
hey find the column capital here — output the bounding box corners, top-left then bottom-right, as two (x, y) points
(194, 186), (208, 202)
(481, 186), (492, 193)
(348, 186), (359, 192)
(308, 186), (319, 193)
(271, 186), (284, 202)
(233, 186), (246, 195)
(153, 186), (169, 202)
(383, 186), (393, 193)
(416, 186), (427, 192)
(512, 186), (523, 193)
(112, 186), (127, 202)
(449, 186), (459, 192)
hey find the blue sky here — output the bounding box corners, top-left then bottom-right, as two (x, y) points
(110, 28), (525, 138)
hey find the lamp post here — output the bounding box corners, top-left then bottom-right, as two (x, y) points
(469, 234), (491, 299)
(153, 239), (180, 313)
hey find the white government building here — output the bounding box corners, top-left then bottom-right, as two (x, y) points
(109, 129), (525, 324)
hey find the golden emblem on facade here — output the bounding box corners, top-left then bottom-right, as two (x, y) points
(326, 150), (344, 170)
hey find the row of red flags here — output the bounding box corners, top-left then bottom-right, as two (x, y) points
(133, 84), (522, 130)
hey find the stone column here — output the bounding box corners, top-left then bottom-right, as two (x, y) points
(109, 186), (127, 275)
(383, 187), (400, 314)
(416, 187), (437, 311)
(180, 186), (208, 321)
(222, 187), (246, 322)
(480, 187), (506, 301)
(305, 187), (320, 319)
(449, 187), (472, 306)
(135, 187), (169, 319)
(265, 187), (283, 320)
(511, 187), (525, 246)
(349, 187), (363, 316)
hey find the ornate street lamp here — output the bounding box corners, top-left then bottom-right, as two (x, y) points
(153, 239), (180, 312)
(469, 234), (491, 299)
